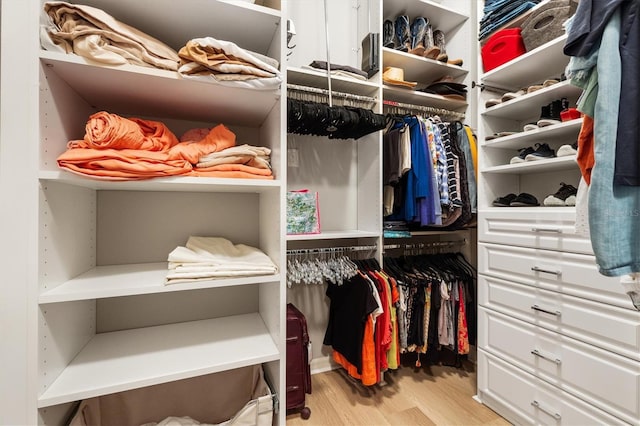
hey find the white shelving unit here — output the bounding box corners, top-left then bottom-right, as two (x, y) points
(476, 26), (640, 425)
(0, 0), (288, 424)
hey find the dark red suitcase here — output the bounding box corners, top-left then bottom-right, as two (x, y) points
(286, 303), (312, 419)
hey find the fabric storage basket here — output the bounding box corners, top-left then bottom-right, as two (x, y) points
(67, 366), (274, 426)
(481, 28), (527, 72)
(521, 0), (578, 52)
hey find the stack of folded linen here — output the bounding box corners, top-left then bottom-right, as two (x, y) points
(178, 37), (282, 90)
(41, 1), (179, 70)
(166, 236), (278, 284)
(479, 0), (543, 41)
(195, 144), (272, 179)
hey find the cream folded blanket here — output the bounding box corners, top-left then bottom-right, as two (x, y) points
(178, 37), (281, 90)
(197, 145), (271, 169)
(42, 1), (179, 70)
(166, 236), (278, 284)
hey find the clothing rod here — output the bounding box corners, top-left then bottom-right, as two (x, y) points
(287, 84), (377, 103)
(383, 239), (467, 251)
(286, 244), (378, 256)
(382, 100), (465, 121)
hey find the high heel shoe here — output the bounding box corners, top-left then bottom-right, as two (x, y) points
(408, 17), (428, 56)
(394, 15), (410, 52)
(422, 23), (440, 59)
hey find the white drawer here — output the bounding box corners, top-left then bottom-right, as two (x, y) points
(478, 350), (629, 426)
(479, 242), (632, 309)
(479, 275), (640, 361)
(479, 308), (640, 425)
(479, 210), (593, 254)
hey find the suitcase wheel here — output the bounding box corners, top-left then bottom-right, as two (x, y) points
(301, 407), (311, 420)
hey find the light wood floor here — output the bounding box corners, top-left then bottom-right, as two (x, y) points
(286, 361), (509, 426)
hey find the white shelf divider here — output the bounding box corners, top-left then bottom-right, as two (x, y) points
(383, 85), (468, 110)
(383, 0), (469, 34)
(287, 67), (380, 97)
(37, 313), (279, 408)
(286, 230), (380, 241)
(39, 171), (281, 193)
(40, 51), (280, 126)
(39, 263), (281, 303)
(483, 155), (577, 174)
(382, 48), (468, 83)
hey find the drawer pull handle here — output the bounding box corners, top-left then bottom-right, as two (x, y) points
(531, 304), (561, 316)
(531, 349), (562, 365)
(531, 227), (562, 233)
(531, 266), (561, 276)
(531, 400), (561, 420)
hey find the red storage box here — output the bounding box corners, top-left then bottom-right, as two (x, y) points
(481, 28), (527, 72)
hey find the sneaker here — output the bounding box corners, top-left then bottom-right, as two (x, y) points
(525, 143), (556, 161)
(523, 123), (538, 131)
(543, 182), (577, 206)
(492, 193), (517, 207)
(510, 146), (535, 163)
(510, 193), (540, 207)
(537, 99), (564, 127)
(557, 141), (578, 157)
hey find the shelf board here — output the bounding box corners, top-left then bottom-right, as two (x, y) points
(483, 155), (577, 174)
(383, 85), (468, 111)
(39, 263), (280, 303)
(65, 0), (280, 54)
(382, 48), (468, 83)
(286, 230), (380, 241)
(40, 51), (279, 126)
(479, 206), (576, 214)
(482, 35), (570, 90)
(482, 81), (583, 121)
(37, 313), (279, 408)
(383, 0), (469, 34)
(287, 67), (380, 97)
(483, 119), (583, 150)
(39, 170), (281, 193)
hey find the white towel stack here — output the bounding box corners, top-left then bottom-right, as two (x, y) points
(166, 236), (278, 285)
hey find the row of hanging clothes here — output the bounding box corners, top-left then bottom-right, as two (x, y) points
(287, 240), (476, 386)
(287, 84), (386, 139)
(383, 105), (478, 232)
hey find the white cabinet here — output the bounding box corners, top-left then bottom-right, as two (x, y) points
(476, 22), (640, 426)
(2, 1), (287, 424)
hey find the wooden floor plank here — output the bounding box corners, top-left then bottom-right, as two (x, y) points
(286, 361), (508, 426)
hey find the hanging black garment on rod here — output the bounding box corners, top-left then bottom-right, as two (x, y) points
(287, 98), (386, 140)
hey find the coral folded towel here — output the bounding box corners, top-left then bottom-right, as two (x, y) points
(57, 112), (247, 180)
(166, 236), (278, 284)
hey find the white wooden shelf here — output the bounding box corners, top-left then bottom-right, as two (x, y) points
(383, 85), (468, 111)
(39, 263), (280, 303)
(37, 313), (279, 408)
(479, 206), (576, 215)
(286, 230), (380, 241)
(483, 155), (577, 174)
(382, 48), (468, 82)
(383, 0), (468, 34)
(483, 119), (583, 150)
(40, 51), (280, 126)
(483, 81), (583, 121)
(482, 35), (569, 91)
(39, 170), (281, 193)
(287, 67), (379, 97)
(69, 0), (281, 53)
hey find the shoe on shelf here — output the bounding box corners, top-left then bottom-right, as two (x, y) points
(422, 23), (440, 59)
(525, 142), (556, 161)
(383, 20), (395, 48)
(501, 88), (527, 102)
(523, 122), (538, 131)
(492, 193), (517, 207)
(510, 146), (535, 163)
(510, 193), (540, 207)
(544, 182), (577, 206)
(433, 29), (448, 62)
(557, 141), (578, 157)
(408, 17), (428, 56)
(447, 58), (463, 66)
(485, 98), (502, 108)
(537, 99), (563, 127)
(394, 15), (410, 52)
(543, 78), (560, 87)
(527, 84), (543, 93)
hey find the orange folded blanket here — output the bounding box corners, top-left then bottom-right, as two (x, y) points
(193, 163), (273, 179)
(167, 124), (236, 163)
(68, 111), (179, 151)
